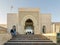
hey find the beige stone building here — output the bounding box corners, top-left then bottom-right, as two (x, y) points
(7, 8), (60, 35)
(0, 8), (60, 45)
(7, 8), (52, 34)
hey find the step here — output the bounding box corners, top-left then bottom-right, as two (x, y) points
(8, 40), (52, 42)
(4, 42), (56, 45)
(4, 34), (56, 45)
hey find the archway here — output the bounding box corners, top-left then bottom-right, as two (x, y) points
(42, 25), (46, 33)
(20, 15), (38, 34)
(25, 19), (34, 35)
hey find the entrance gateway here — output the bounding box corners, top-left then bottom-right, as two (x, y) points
(7, 8), (51, 34)
(6, 8), (57, 44)
(25, 19), (34, 34)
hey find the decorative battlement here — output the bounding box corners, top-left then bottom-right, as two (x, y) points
(18, 8), (40, 12)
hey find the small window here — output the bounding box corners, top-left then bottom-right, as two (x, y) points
(42, 25), (46, 33)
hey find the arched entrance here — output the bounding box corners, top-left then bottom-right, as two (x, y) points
(25, 19), (34, 35)
(42, 25), (46, 33)
(20, 15), (39, 34)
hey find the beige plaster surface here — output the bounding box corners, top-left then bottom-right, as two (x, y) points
(0, 33), (11, 45)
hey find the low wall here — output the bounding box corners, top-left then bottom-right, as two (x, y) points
(42, 33), (57, 43)
(0, 33), (12, 45)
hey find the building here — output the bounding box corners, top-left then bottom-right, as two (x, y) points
(7, 8), (52, 34)
(2, 8), (60, 45)
(52, 22), (60, 33)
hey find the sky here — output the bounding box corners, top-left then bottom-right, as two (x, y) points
(0, 0), (60, 24)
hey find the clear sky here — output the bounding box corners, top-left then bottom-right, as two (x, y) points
(0, 0), (60, 24)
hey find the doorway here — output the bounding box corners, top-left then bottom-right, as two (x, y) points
(25, 19), (34, 35)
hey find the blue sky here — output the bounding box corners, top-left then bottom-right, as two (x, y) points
(0, 0), (60, 24)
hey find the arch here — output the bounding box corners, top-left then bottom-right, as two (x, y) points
(25, 19), (34, 34)
(25, 19), (33, 29)
(21, 15), (37, 34)
(21, 15), (37, 26)
(42, 25), (46, 33)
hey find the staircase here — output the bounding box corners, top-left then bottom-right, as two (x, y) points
(4, 34), (56, 45)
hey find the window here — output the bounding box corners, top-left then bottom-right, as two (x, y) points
(42, 25), (46, 33)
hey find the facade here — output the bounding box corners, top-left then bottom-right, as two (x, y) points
(7, 8), (60, 34)
(7, 8), (52, 34)
(0, 8), (59, 44)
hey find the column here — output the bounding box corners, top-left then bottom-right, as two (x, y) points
(53, 24), (56, 33)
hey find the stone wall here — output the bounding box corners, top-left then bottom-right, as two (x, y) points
(43, 33), (57, 43)
(0, 33), (11, 45)
(41, 14), (51, 33)
(7, 13), (18, 33)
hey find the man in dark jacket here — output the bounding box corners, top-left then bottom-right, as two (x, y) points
(10, 25), (16, 37)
